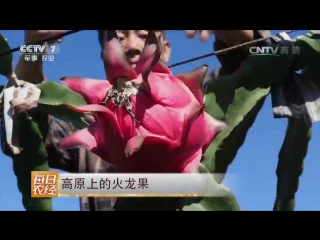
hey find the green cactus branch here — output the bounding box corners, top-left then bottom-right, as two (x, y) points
(202, 31), (320, 211)
(0, 35), (12, 77)
(13, 112), (52, 210)
(273, 117), (311, 211)
(273, 61), (320, 211)
(0, 33), (52, 211)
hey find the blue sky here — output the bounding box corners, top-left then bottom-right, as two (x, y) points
(1, 30), (318, 211)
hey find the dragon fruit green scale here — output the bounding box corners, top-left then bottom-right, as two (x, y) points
(59, 30), (227, 173)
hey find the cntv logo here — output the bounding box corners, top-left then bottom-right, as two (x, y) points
(249, 46), (279, 56)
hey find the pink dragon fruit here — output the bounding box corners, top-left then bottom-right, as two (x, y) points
(59, 30), (226, 173)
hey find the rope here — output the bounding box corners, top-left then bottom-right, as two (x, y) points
(0, 30), (83, 57)
(0, 30), (300, 69)
(168, 30), (299, 68)
(0, 31), (84, 99)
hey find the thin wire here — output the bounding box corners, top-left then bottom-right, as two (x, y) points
(168, 30), (299, 68)
(0, 30), (84, 98)
(0, 30), (299, 69)
(0, 30), (83, 57)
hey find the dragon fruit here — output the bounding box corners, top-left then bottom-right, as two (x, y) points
(59, 30), (226, 173)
